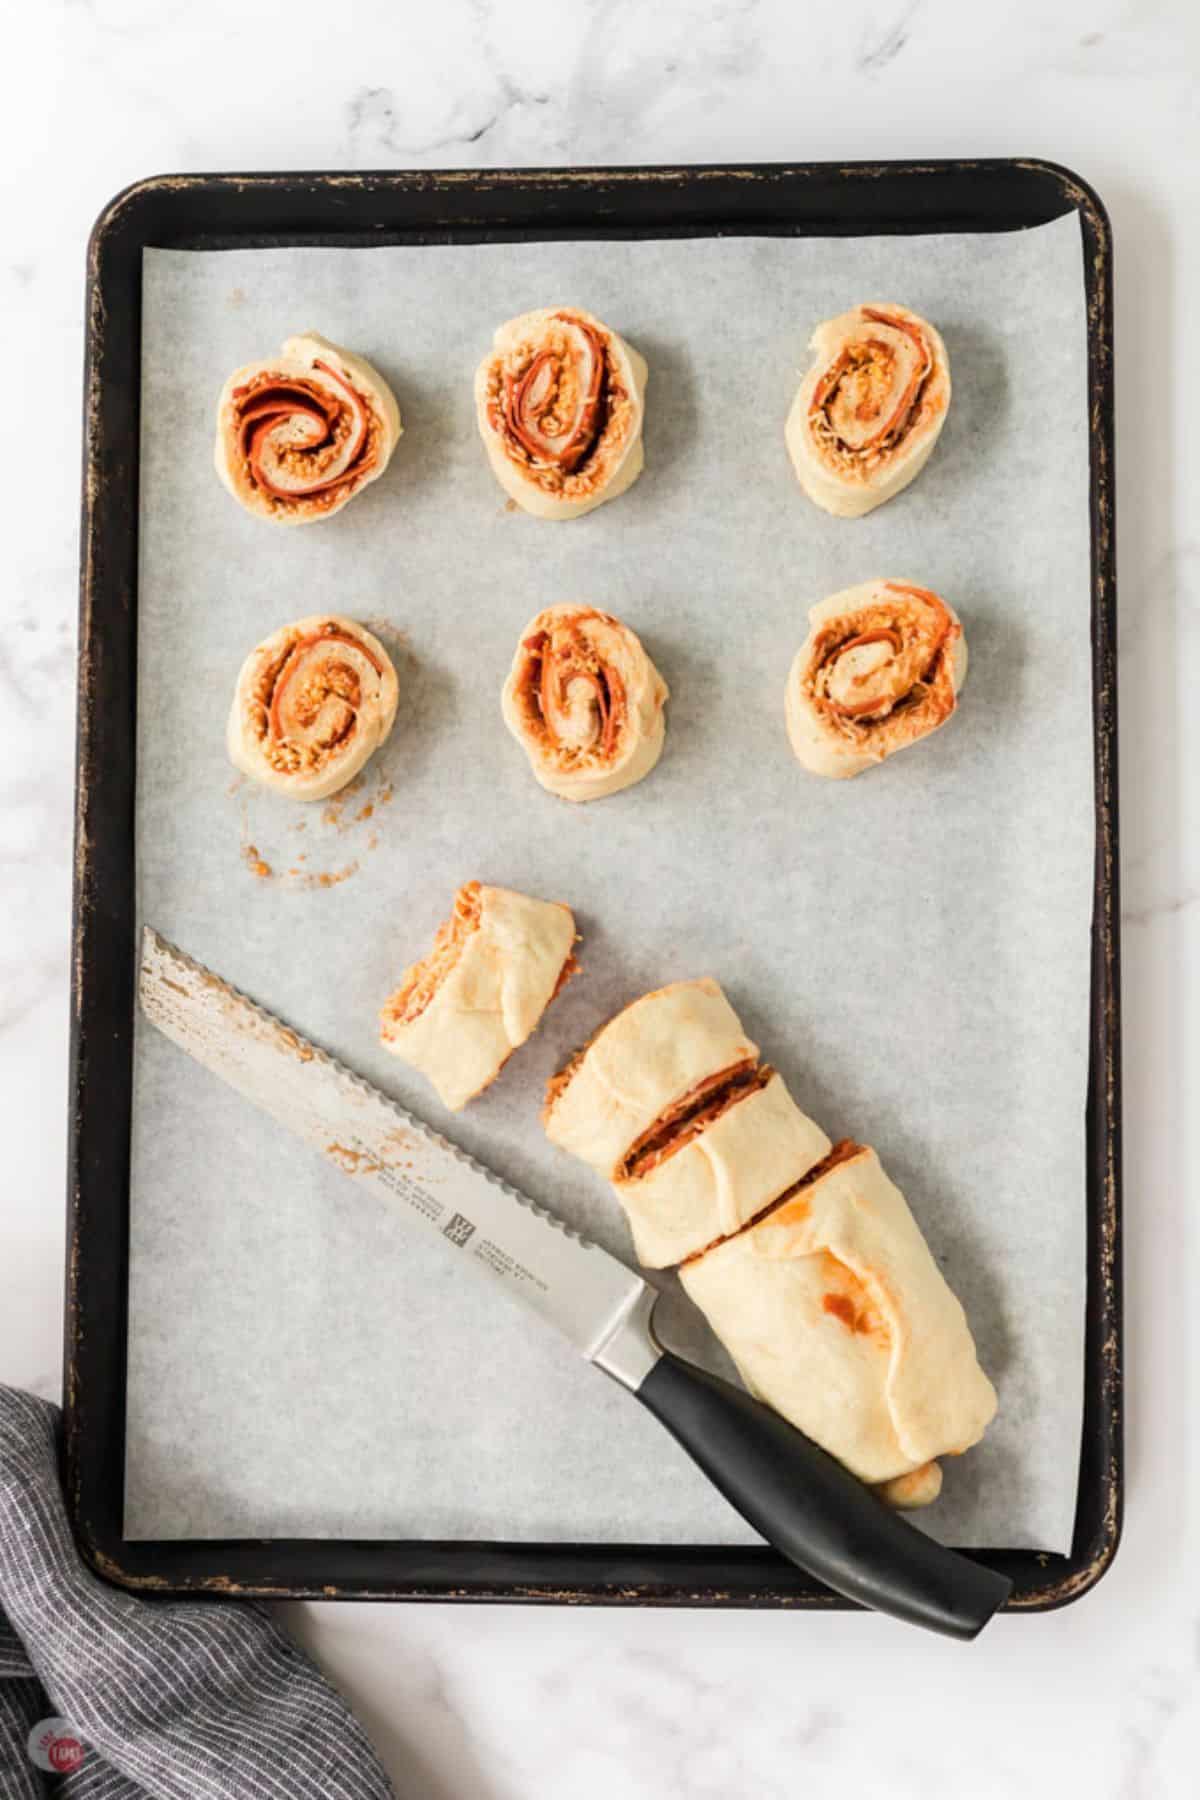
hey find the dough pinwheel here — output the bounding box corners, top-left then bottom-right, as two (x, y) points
(786, 303), (950, 517)
(215, 332), (401, 524)
(380, 883), (578, 1112)
(475, 307), (647, 519)
(226, 615), (399, 801)
(502, 604), (668, 802)
(785, 580), (966, 779)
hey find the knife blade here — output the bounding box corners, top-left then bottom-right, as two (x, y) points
(138, 927), (1010, 1638)
(138, 925), (652, 1375)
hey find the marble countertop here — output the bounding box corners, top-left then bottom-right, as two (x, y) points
(3, 1), (1197, 1794)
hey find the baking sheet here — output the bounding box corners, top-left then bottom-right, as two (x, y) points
(127, 214), (1092, 1552)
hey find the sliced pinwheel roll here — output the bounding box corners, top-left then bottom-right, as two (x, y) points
(215, 332), (401, 524)
(226, 615), (399, 801)
(380, 883), (578, 1112)
(474, 307), (647, 519)
(786, 303), (950, 517)
(502, 604), (668, 802)
(785, 580), (966, 779)
(544, 979), (758, 1181)
(679, 1141), (998, 1492)
(550, 986), (831, 1267)
(613, 1067), (832, 1269)
(543, 979), (829, 1266)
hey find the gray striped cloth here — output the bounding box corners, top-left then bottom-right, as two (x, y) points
(0, 1387), (395, 1798)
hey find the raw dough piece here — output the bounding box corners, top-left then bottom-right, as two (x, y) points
(502, 604), (668, 802)
(614, 1069), (831, 1269)
(875, 1463), (944, 1510)
(380, 883), (578, 1111)
(543, 979), (757, 1182)
(680, 1142), (998, 1488)
(215, 332), (401, 523)
(475, 307), (647, 519)
(785, 303), (950, 517)
(226, 615), (398, 801)
(785, 580), (966, 779)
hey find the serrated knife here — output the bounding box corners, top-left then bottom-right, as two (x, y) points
(138, 927), (1010, 1638)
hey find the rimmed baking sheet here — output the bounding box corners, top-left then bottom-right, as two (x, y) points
(67, 163), (1121, 1608)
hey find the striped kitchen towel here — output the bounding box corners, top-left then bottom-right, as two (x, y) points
(0, 1386), (395, 1798)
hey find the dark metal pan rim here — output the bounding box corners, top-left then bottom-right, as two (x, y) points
(67, 156), (1120, 1613)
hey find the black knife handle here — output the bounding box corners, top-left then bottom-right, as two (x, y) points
(637, 1349), (1010, 1639)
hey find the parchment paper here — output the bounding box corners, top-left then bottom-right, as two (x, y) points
(127, 215), (1092, 1552)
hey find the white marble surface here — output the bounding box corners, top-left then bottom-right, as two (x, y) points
(2, 1), (1197, 1794)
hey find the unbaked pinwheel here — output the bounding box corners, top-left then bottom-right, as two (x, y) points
(214, 332), (401, 524)
(226, 615), (399, 801)
(785, 580), (966, 779)
(679, 1141), (998, 1495)
(474, 307), (647, 519)
(380, 883), (578, 1112)
(785, 303), (950, 517)
(543, 979), (829, 1267)
(502, 605), (668, 802)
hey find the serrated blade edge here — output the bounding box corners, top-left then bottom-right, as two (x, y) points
(137, 927), (651, 1363)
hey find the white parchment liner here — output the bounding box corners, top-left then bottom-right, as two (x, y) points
(126, 217), (1092, 1551)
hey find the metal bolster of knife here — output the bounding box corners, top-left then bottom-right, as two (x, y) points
(589, 1284), (662, 1391)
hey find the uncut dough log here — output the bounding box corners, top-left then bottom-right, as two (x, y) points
(680, 1142), (998, 1487)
